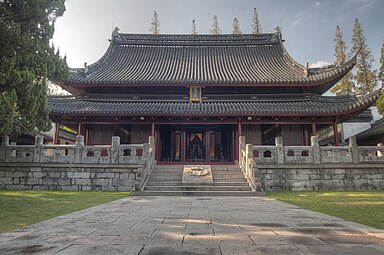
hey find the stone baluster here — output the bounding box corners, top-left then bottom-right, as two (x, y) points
(0, 136), (9, 162)
(111, 136), (120, 164)
(349, 136), (359, 164)
(311, 135), (320, 164)
(33, 135), (44, 163)
(239, 136), (246, 167)
(275, 137), (284, 164)
(246, 143), (253, 175)
(75, 135), (84, 163)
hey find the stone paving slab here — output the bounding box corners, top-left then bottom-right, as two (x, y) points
(1, 196), (384, 254)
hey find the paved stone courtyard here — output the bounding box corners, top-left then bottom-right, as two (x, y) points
(1, 196), (384, 255)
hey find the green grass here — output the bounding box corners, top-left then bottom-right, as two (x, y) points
(0, 190), (129, 233)
(267, 191), (384, 229)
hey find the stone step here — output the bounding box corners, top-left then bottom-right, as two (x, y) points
(145, 186), (252, 191)
(213, 176), (247, 182)
(146, 182), (249, 187)
(140, 191), (264, 196)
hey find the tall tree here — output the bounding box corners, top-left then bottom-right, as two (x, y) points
(210, 15), (222, 35)
(376, 40), (384, 114)
(330, 25), (354, 96)
(350, 18), (376, 95)
(191, 19), (197, 35)
(150, 11), (160, 35)
(232, 17), (241, 35)
(0, 0), (68, 136)
(252, 8), (262, 34)
(379, 39), (384, 85)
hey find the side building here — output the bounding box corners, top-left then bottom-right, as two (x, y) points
(49, 28), (379, 164)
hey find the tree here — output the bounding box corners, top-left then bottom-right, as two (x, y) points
(330, 25), (354, 96)
(150, 11), (160, 34)
(0, 0), (68, 136)
(379, 39), (384, 85)
(350, 18), (376, 95)
(210, 15), (222, 35)
(375, 40), (384, 114)
(191, 19), (197, 35)
(252, 8), (262, 34)
(232, 17), (241, 35)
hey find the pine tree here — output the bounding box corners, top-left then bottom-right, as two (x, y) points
(379, 39), (384, 85)
(252, 8), (262, 34)
(191, 20), (197, 35)
(210, 15), (222, 35)
(330, 25), (354, 96)
(232, 18), (242, 35)
(150, 11), (160, 35)
(0, 0), (68, 136)
(376, 40), (384, 114)
(350, 18), (376, 95)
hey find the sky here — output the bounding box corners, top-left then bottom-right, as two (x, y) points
(53, 0), (384, 70)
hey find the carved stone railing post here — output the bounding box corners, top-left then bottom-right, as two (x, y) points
(111, 136), (120, 164)
(311, 135), (320, 164)
(0, 136), (9, 162)
(33, 135), (43, 163)
(148, 135), (155, 165)
(275, 137), (284, 164)
(349, 135), (359, 164)
(246, 143), (253, 174)
(239, 136), (246, 167)
(74, 135), (84, 163)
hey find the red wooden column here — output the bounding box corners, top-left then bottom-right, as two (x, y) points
(311, 120), (317, 136)
(77, 121), (82, 136)
(303, 126), (309, 146)
(181, 127), (186, 162)
(333, 120), (340, 146)
(237, 119), (242, 137)
(205, 129), (210, 163)
(151, 120), (155, 137)
(54, 120), (60, 144)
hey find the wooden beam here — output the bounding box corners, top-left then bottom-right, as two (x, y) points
(77, 121), (82, 135)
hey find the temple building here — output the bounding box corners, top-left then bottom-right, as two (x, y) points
(49, 28), (379, 164)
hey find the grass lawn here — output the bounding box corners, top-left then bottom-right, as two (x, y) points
(267, 191), (384, 230)
(0, 190), (129, 233)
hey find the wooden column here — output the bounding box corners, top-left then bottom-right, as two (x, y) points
(205, 129), (210, 163)
(304, 126), (309, 146)
(181, 127), (186, 162)
(276, 124), (282, 137)
(77, 121), (82, 136)
(333, 120), (339, 146)
(311, 120), (317, 136)
(232, 128), (236, 162)
(155, 129), (160, 161)
(85, 125), (89, 145)
(151, 120), (155, 137)
(54, 120), (60, 144)
(237, 119), (242, 137)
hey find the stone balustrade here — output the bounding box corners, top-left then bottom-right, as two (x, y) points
(239, 135), (384, 167)
(0, 135), (150, 166)
(239, 135), (384, 191)
(0, 135), (156, 192)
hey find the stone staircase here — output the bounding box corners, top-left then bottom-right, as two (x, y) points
(140, 165), (264, 196)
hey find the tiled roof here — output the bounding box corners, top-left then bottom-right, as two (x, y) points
(67, 32), (355, 90)
(355, 118), (384, 139)
(48, 90), (380, 117)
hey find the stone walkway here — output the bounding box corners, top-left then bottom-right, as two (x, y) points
(1, 196), (384, 255)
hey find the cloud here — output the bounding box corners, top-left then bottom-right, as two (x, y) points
(309, 61), (332, 68)
(316, 2), (320, 6)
